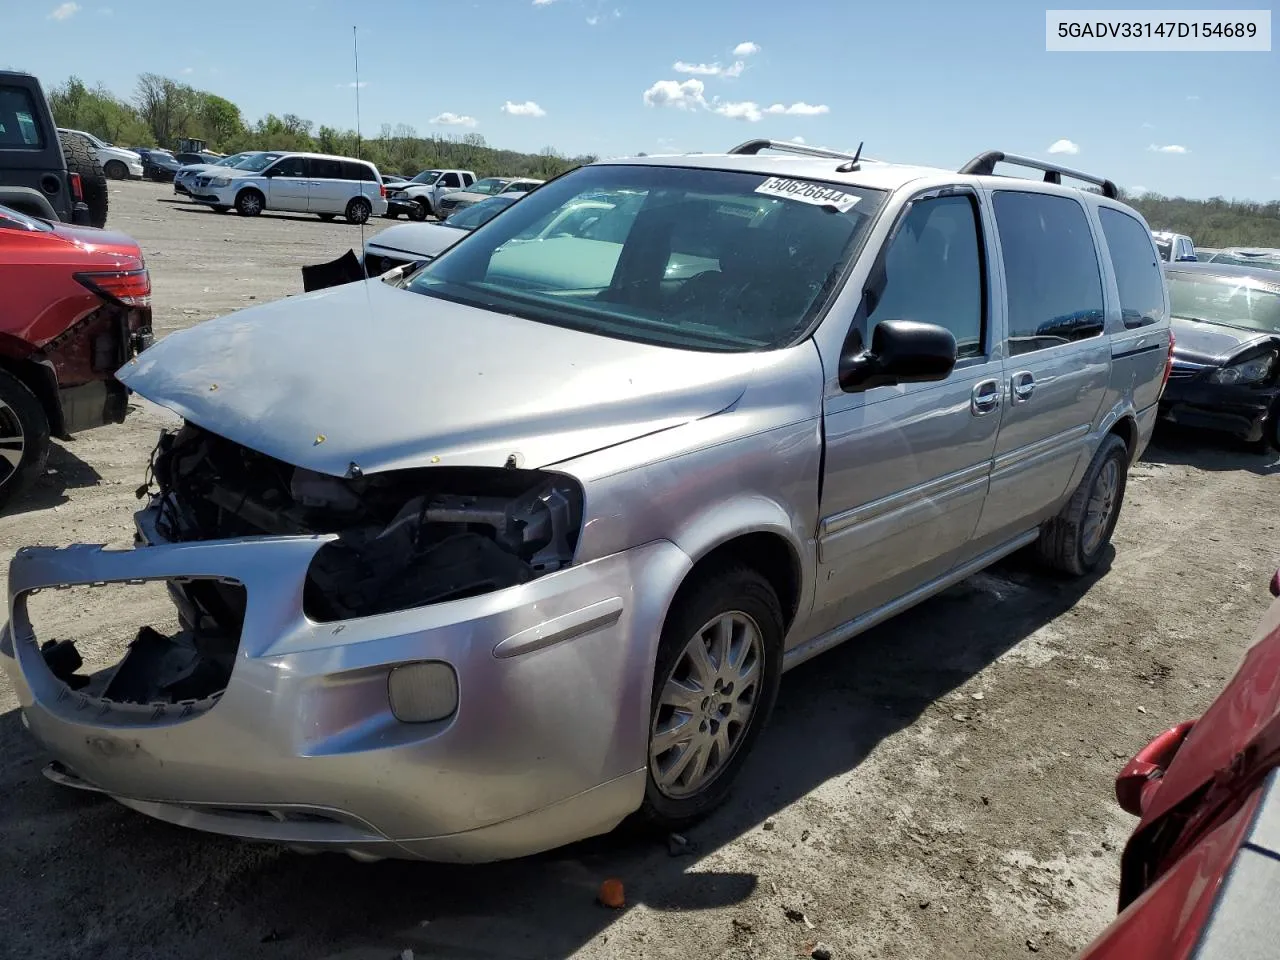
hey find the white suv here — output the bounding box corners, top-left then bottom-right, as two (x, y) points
(188, 152), (388, 223)
(56, 128), (142, 180)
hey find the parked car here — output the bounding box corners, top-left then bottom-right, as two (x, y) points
(386, 168), (476, 220)
(1153, 230), (1198, 263)
(1160, 262), (1280, 450)
(1204, 247), (1280, 271)
(0, 203), (152, 506)
(186, 151), (387, 223)
(173, 151), (278, 197)
(1, 143), (1172, 863)
(437, 177), (546, 220)
(56, 128), (142, 181)
(143, 150), (183, 182)
(363, 193), (521, 275)
(1079, 571), (1280, 960)
(381, 173), (408, 187)
(174, 151), (220, 167)
(0, 71), (105, 227)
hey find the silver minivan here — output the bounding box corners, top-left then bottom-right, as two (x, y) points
(188, 151), (389, 222)
(3, 142), (1173, 863)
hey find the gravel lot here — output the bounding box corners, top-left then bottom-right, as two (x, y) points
(2, 180), (1278, 960)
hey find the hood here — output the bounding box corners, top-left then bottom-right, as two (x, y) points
(365, 221), (466, 260)
(442, 191), (487, 204)
(116, 279), (759, 477)
(1170, 316), (1276, 366)
(177, 163), (220, 175)
(102, 146), (141, 162)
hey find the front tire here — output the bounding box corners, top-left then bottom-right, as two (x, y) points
(0, 369), (52, 511)
(1036, 433), (1129, 576)
(640, 565), (783, 829)
(345, 197), (371, 224)
(235, 189), (264, 216)
(408, 198), (430, 222)
(104, 159), (129, 180)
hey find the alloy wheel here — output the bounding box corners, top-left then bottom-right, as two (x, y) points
(0, 396), (26, 487)
(649, 611), (764, 799)
(1082, 458), (1120, 555)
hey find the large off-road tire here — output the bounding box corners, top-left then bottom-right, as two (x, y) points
(345, 197), (371, 225)
(58, 130), (108, 228)
(639, 565), (784, 830)
(0, 369), (52, 511)
(1036, 433), (1129, 577)
(408, 198), (430, 222)
(235, 188), (264, 216)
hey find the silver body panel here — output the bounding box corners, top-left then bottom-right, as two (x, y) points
(2, 152), (1171, 861)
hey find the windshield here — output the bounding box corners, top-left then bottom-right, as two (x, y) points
(445, 194), (518, 230)
(1167, 274), (1280, 333)
(467, 178), (510, 195)
(410, 170), (442, 184)
(235, 152), (284, 172)
(0, 203), (53, 232)
(1210, 252), (1280, 271)
(501, 181), (537, 194)
(216, 152), (251, 167)
(407, 164), (884, 352)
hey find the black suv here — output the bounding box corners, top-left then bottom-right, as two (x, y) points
(0, 71), (108, 227)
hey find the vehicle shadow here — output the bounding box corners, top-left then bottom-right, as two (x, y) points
(0, 550), (1111, 960)
(172, 206), (370, 227)
(1143, 423), (1280, 475)
(2, 441), (103, 517)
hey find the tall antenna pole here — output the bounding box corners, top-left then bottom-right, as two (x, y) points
(353, 25), (363, 159)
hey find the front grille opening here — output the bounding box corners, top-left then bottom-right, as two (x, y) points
(24, 577), (246, 711)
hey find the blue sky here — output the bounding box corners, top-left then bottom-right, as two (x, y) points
(7, 0), (1278, 200)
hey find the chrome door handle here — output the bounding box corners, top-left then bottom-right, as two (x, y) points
(971, 379), (1000, 416)
(1011, 371), (1034, 403)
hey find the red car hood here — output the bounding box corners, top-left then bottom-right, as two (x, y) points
(1139, 595), (1280, 828)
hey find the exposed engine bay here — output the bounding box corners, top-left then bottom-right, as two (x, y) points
(143, 422), (584, 621)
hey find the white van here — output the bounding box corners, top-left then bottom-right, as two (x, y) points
(188, 152), (388, 223)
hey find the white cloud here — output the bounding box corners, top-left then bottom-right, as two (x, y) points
(181, 67), (194, 75)
(1186, 94), (1200, 101)
(733, 41), (760, 56)
(674, 60), (744, 78)
(48, 2), (80, 19)
(791, 136), (806, 144)
(643, 78), (706, 110)
(1047, 138), (1079, 155)
(1147, 143), (1188, 154)
(532, 0), (557, 5)
(431, 112), (477, 127)
(764, 102), (829, 116)
(1141, 121), (1155, 129)
(502, 99), (547, 117)
(335, 81), (367, 88)
(713, 100), (763, 122)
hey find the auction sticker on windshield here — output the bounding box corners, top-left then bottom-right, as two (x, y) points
(755, 177), (861, 212)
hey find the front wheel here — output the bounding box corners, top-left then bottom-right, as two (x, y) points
(104, 160), (129, 180)
(640, 565), (783, 829)
(235, 189), (264, 216)
(1036, 433), (1129, 576)
(345, 197), (371, 225)
(408, 199), (430, 222)
(0, 369), (52, 511)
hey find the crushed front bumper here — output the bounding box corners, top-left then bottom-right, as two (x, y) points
(1159, 378), (1280, 444)
(1, 511), (690, 862)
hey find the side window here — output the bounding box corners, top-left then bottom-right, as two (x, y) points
(992, 192), (1105, 355)
(0, 87), (44, 148)
(865, 193), (986, 359)
(1098, 208), (1165, 329)
(269, 156), (308, 178)
(441, 172), (461, 188)
(462, 173), (475, 186)
(348, 162), (376, 182)
(312, 158), (344, 180)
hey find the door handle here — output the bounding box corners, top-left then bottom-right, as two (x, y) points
(1011, 371), (1035, 404)
(971, 379), (1000, 416)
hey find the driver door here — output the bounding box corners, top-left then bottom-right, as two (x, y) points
(265, 155), (309, 212)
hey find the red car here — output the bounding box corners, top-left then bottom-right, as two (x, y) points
(0, 203), (152, 506)
(1081, 570), (1280, 959)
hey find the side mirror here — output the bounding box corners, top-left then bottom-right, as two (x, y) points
(839, 319), (958, 392)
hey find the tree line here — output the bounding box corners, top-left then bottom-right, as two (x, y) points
(1118, 192), (1280, 249)
(47, 73), (596, 180)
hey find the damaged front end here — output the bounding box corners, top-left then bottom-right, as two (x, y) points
(144, 422), (583, 621)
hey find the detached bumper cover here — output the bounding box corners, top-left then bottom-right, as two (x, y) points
(1, 522), (690, 861)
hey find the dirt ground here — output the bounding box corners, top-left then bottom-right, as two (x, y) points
(2, 180), (1278, 960)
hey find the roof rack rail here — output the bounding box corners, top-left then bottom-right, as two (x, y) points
(728, 139), (866, 172)
(958, 150), (1119, 199)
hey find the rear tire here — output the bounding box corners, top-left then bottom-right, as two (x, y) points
(0, 369), (52, 511)
(1036, 433), (1129, 576)
(58, 131), (108, 228)
(345, 197), (371, 225)
(408, 198), (430, 222)
(235, 189), (264, 216)
(104, 159), (129, 180)
(639, 565), (784, 830)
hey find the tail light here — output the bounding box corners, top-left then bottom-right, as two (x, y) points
(1159, 329), (1175, 398)
(75, 268), (152, 308)
(379, 183), (387, 198)
(68, 172), (84, 202)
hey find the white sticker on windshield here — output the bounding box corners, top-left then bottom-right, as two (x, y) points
(754, 177), (861, 212)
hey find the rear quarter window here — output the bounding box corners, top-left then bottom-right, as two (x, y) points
(993, 191), (1106, 355)
(0, 85), (44, 148)
(1098, 208), (1165, 329)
